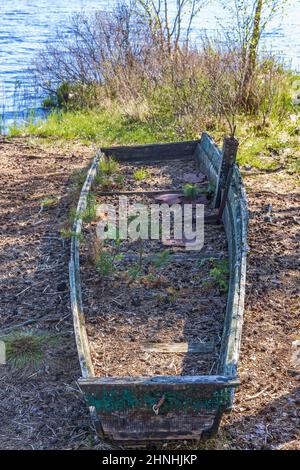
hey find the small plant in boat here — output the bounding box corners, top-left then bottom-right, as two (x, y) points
(152, 249), (171, 269)
(96, 251), (116, 278)
(1, 330), (54, 370)
(128, 265), (142, 280)
(99, 157), (120, 175)
(126, 238), (144, 282)
(40, 196), (58, 209)
(82, 193), (96, 222)
(203, 258), (229, 293)
(114, 174), (125, 187)
(94, 171), (124, 190)
(60, 227), (83, 242)
(182, 183), (201, 200)
(133, 168), (150, 181)
(94, 237), (123, 279)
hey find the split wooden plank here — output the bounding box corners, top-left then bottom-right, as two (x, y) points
(213, 136), (239, 209)
(141, 342), (214, 353)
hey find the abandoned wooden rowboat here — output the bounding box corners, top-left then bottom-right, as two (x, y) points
(69, 132), (248, 443)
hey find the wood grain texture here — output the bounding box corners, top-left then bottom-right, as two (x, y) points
(141, 342), (214, 353)
(99, 413), (215, 441)
(101, 140), (198, 162)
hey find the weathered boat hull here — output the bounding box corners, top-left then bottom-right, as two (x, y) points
(69, 133), (248, 443)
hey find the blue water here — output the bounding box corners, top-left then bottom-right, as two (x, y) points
(1, 0), (300, 130)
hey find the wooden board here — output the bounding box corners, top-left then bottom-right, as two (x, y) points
(141, 342), (214, 353)
(98, 413), (216, 441)
(102, 140), (198, 162)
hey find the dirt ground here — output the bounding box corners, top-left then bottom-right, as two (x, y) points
(82, 159), (227, 377)
(0, 137), (299, 449)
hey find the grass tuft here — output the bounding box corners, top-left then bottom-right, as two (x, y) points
(1, 330), (55, 370)
(133, 168), (150, 181)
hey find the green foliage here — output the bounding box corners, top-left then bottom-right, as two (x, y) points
(287, 155), (300, 175)
(202, 258), (229, 293)
(40, 197), (57, 208)
(1, 330), (56, 370)
(183, 183), (201, 200)
(94, 170), (124, 190)
(60, 227), (83, 242)
(7, 107), (186, 143)
(99, 157), (120, 176)
(128, 265), (142, 280)
(152, 249), (171, 269)
(96, 251), (116, 278)
(82, 193), (96, 222)
(94, 237), (123, 279)
(67, 193), (96, 225)
(133, 168), (150, 181)
(42, 95), (57, 109)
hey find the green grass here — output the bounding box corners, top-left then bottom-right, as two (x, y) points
(99, 157), (120, 175)
(7, 104), (300, 174)
(133, 168), (150, 181)
(40, 196), (58, 208)
(0, 330), (56, 370)
(182, 183), (202, 200)
(8, 108), (184, 144)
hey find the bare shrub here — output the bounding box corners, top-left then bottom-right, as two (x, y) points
(33, 0), (291, 135)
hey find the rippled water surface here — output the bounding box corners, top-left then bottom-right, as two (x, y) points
(1, 0), (300, 128)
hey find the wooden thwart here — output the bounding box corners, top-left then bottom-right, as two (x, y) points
(141, 342), (214, 353)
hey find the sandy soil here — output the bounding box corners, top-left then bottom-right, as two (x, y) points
(0, 138), (299, 449)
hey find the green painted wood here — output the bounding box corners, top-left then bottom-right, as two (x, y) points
(79, 377), (237, 415)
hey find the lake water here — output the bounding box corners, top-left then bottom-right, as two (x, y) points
(1, 0), (300, 130)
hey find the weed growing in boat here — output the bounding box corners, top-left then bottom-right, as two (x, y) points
(133, 168), (150, 181)
(96, 251), (117, 278)
(60, 227), (83, 242)
(94, 237), (123, 280)
(127, 238), (144, 282)
(82, 193), (96, 222)
(128, 265), (142, 280)
(114, 174), (125, 187)
(94, 174), (114, 191)
(183, 183), (201, 200)
(94, 171), (124, 191)
(99, 157), (120, 176)
(201, 258), (229, 293)
(152, 249), (171, 269)
(40, 196), (57, 209)
(0, 330), (55, 370)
